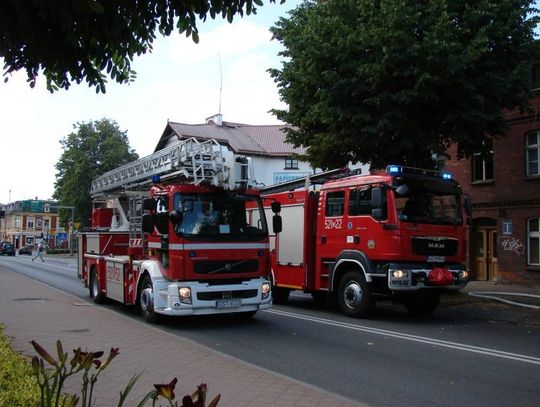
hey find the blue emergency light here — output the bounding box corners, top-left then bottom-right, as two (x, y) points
(387, 165), (403, 175)
(386, 164), (453, 180)
(152, 175), (161, 184)
(441, 172), (453, 180)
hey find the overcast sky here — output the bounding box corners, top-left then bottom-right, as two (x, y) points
(0, 0), (301, 204)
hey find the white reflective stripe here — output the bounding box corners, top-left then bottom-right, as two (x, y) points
(174, 243), (269, 250)
(148, 242), (161, 248)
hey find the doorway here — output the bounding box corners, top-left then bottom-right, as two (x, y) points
(472, 219), (498, 281)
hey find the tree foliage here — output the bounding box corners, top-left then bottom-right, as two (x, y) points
(0, 0), (279, 93)
(54, 119), (139, 227)
(269, 0), (540, 169)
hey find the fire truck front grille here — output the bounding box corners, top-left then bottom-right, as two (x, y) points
(197, 290), (259, 301)
(411, 237), (458, 256)
(194, 260), (259, 275)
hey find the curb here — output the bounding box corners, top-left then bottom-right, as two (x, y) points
(467, 292), (540, 310)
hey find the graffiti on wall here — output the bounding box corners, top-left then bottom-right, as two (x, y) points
(500, 236), (524, 255)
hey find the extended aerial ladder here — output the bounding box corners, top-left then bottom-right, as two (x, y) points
(91, 137), (245, 197)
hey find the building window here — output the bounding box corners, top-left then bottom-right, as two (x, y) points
(285, 158), (299, 170)
(27, 217), (35, 229)
(15, 217), (21, 229)
(530, 63), (540, 90)
(528, 218), (540, 266)
(471, 141), (493, 182)
(526, 131), (539, 176)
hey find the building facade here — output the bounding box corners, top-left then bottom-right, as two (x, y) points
(0, 200), (68, 249)
(445, 92), (540, 284)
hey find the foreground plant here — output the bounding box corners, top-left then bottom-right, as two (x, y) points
(151, 379), (221, 407)
(30, 339), (220, 407)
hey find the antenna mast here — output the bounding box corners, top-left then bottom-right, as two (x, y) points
(218, 53), (223, 115)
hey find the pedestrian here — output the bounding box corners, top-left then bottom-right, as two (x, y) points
(32, 241), (45, 262)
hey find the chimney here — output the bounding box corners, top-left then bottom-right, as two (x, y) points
(205, 113), (223, 126)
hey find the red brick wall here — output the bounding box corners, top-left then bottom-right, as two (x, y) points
(445, 93), (540, 284)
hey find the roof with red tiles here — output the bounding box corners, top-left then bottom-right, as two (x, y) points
(155, 119), (307, 157)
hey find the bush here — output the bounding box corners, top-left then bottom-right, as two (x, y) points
(0, 325), (41, 406)
(0, 331), (221, 407)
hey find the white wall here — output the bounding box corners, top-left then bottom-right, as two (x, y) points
(248, 156), (314, 188)
(248, 155), (370, 188)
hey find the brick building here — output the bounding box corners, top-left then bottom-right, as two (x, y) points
(445, 92), (540, 284)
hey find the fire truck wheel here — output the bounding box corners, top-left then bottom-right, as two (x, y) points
(138, 275), (159, 323)
(271, 286), (290, 304)
(89, 268), (106, 304)
(338, 271), (373, 318)
(403, 292), (441, 316)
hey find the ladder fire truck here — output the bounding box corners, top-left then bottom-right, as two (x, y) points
(261, 165), (470, 317)
(78, 137), (280, 322)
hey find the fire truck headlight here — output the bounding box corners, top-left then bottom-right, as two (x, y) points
(458, 270), (469, 281)
(261, 282), (271, 300)
(392, 270), (408, 279)
(178, 287), (192, 304)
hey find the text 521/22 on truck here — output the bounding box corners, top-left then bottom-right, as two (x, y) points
(262, 165), (470, 317)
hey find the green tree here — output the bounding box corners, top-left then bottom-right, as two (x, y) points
(270, 0), (540, 169)
(54, 119), (139, 228)
(0, 0), (279, 93)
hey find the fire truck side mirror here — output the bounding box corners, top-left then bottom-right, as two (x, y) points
(143, 198), (155, 211)
(142, 214), (155, 234)
(169, 210), (183, 225)
(272, 214), (282, 234)
(371, 187), (383, 208)
(371, 187), (384, 220)
(271, 201), (281, 213)
(464, 196), (472, 217)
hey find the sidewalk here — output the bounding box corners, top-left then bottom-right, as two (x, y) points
(441, 280), (540, 327)
(0, 267), (364, 407)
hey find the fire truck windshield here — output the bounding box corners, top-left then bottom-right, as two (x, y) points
(172, 192), (268, 240)
(394, 178), (462, 225)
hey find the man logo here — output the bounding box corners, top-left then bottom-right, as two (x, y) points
(428, 242), (445, 249)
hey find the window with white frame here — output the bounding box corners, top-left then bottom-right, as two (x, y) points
(471, 140), (493, 182)
(528, 218), (540, 266)
(526, 131), (539, 176)
(285, 158), (299, 170)
(15, 217), (21, 229)
(27, 217), (35, 229)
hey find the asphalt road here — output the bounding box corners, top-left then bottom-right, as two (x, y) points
(1, 254), (539, 407)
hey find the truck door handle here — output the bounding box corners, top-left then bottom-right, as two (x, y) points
(321, 236), (326, 244)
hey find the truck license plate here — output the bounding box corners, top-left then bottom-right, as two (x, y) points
(427, 255), (445, 263)
(216, 299), (242, 309)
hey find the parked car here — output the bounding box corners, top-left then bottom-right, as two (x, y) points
(0, 242), (16, 256)
(18, 245), (33, 255)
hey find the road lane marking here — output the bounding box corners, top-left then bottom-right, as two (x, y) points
(266, 308), (540, 366)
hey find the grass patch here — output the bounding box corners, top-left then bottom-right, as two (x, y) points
(0, 324), (40, 407)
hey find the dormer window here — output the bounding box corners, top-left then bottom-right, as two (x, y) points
(285, 158), (299, 170)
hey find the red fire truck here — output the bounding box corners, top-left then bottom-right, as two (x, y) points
(261, 165), (470, 317)
(78, 138), (280, 323)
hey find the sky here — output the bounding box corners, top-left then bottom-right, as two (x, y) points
(0, 0), (301, 204)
